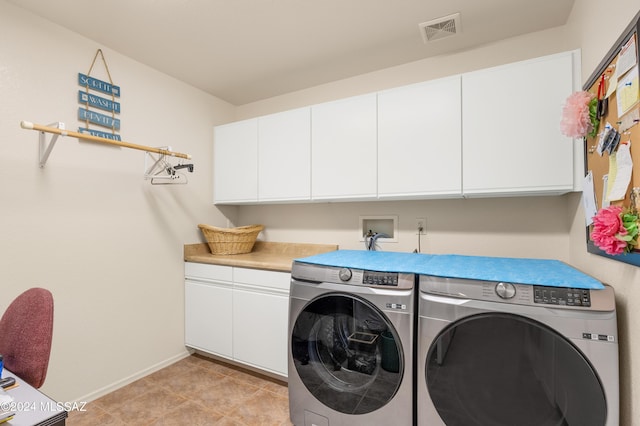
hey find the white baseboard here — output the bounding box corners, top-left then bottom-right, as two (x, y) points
(74, 349), (193, 403)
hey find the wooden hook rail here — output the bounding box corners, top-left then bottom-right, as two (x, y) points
(20, 121), (191, 166)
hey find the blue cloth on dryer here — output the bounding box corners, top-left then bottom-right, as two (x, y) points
(423, 254), (604, 289)
(295, 250), (604, 290)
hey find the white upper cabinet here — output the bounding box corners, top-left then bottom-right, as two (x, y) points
(311, 93), (378, 201)
(258, 107), (311, 202)
(212, 50), (580, 204)
(213, 119), (258, 204)
(378, 76), (462, 199)
(461, 50), (578, 196)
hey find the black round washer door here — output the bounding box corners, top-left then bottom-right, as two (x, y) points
(291, 293), (404, 415)
(426, 313), (606, 426)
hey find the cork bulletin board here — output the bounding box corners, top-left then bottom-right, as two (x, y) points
(583, 11), (640, 266)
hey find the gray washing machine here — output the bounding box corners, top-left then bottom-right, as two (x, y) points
(418, 275), (619, 426)
(288, 260), (415, 426)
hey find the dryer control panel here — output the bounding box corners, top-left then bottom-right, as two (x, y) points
(420, 275), (615, 311)
(534, 286), (591, 307)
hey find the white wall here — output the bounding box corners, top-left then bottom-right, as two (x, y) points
(235, 1), (640, 424)
(566, 1), (640, 425)
(238, 197), (572, 258)
(236, 20), (577, 118)
(0, 1), (233, 402)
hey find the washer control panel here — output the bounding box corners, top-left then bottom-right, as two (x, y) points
(534, 286), (591, 307)
(291, 262), (413, 290)
(363, 270), (399, 286)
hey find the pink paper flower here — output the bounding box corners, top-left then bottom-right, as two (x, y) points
(591, 205), (628, 255)
(560, 91), (596, 138)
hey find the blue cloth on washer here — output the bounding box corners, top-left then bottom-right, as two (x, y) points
(295, 250), (604, 290)
(297, 250), (426, 272)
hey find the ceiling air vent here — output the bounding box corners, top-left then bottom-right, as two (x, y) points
(419, 12), (461, 43)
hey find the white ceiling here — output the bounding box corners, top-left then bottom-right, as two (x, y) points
(9, 0), (575, 105)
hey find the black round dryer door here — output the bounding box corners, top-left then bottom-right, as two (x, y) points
(291, 293), (404, 415)
(426, 313), (607, 426)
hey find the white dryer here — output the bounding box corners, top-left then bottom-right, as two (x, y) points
(417, 275), (619, 426)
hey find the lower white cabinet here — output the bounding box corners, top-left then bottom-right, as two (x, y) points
(233, 285), (289, 375)
(185, 263), (233, 358)
(184, 262), (290, 377)
(185, 280), (233, 358)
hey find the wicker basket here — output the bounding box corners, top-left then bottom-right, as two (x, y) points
(198, 224), (264, 255)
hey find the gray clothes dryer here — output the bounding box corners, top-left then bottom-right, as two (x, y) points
(288, 261), (415, 426)
(417, 275), (619, 426)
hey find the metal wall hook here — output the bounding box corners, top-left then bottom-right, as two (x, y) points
(144, 149), (194, 185)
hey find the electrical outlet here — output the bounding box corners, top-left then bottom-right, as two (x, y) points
(416, 217), (426, 233)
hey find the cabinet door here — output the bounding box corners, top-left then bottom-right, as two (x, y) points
(232, 285), (289, 376)
(462, 51), (576, 196)
(185, 279), (233, 358)
(378, 76), (462, 199)
(213, 119), (258, 204)
(311, 93), (377, 201)
(258, 107), (311, 202)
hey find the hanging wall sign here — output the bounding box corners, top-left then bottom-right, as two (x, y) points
(77, 73), (120, 97)
(78, 108), (121, 130)
(77, 49), (122, 141)
(77, 91), (120, 113)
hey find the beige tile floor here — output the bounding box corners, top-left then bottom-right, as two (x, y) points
(67, 354), (292, 425)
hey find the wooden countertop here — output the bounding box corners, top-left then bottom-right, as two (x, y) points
(184, 241), (339, 272)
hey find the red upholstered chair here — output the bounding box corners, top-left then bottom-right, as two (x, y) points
(0, 288), (54, 389)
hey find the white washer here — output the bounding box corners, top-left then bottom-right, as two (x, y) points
(288, 261), (415, 426)
(417, 275), (619, 426)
